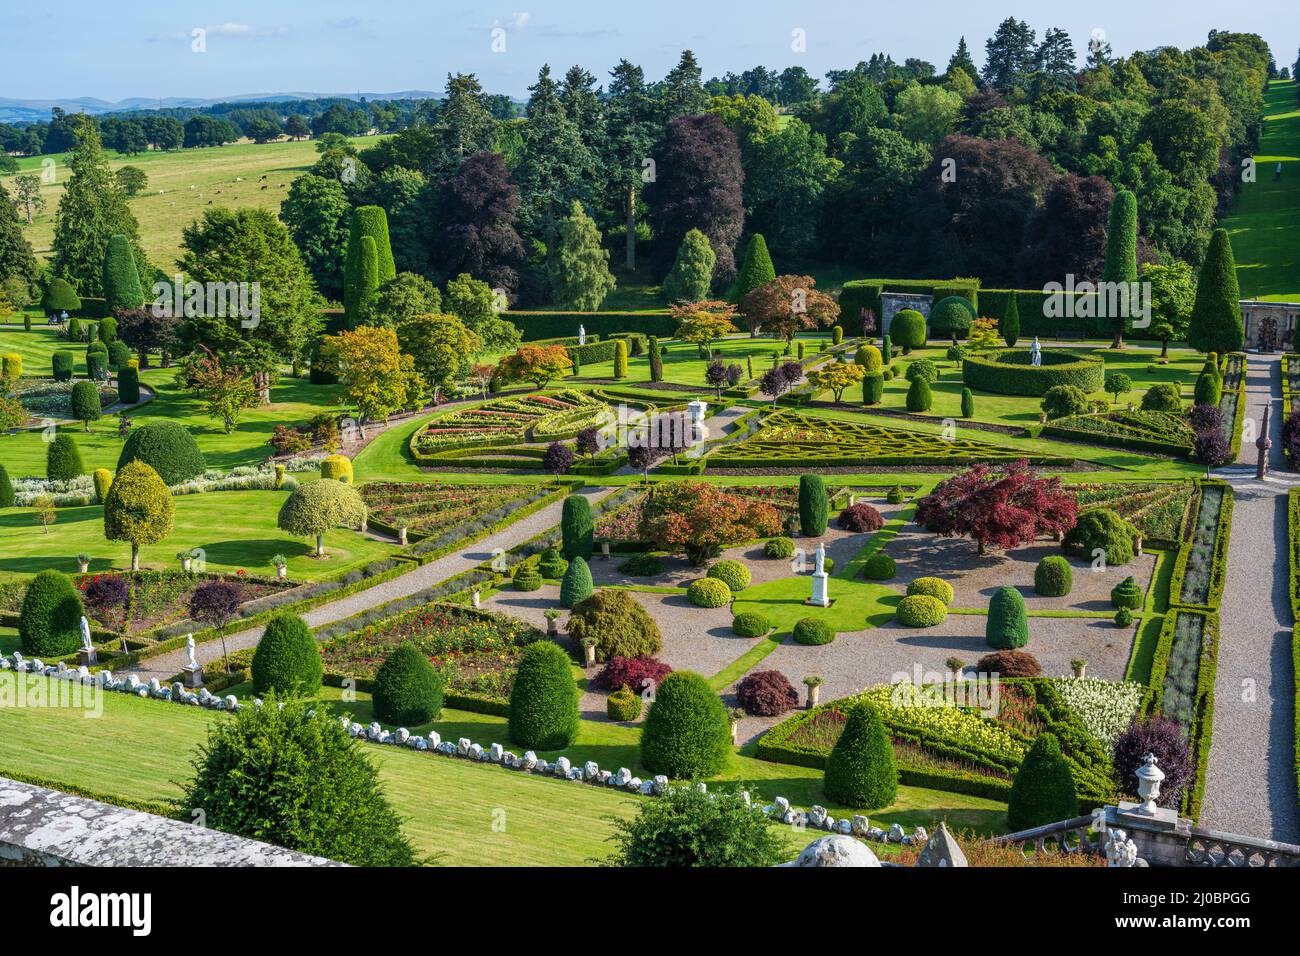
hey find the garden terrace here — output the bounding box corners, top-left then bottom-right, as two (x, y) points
(411, 390), (612, 454)
(961, 348), (1105, 397)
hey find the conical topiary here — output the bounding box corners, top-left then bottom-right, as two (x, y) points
(823, 702), (898, 808)
(986, 586), (1029, 649)
(508, 640), (580, 750)
(1002, 290), (1020, 347)
(251, 613), (323, 696)
(560, 556), (594, 609)
(561, 494), (594, 560)
(1187, 229), (1244, 355)
(372, 642), (443, 726)
(734, 233), (775, 303)
(640, 670), (731, 778)
(1110, 575), (1143, 610)
(1007, 731), (1077, 830)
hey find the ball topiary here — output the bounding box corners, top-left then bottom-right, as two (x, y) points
(986, 586), (1029, 649)
(1064, 508), (1135, 567)
(1006, 731), (1078, 831)
(537, 547), (568, 578)
(640, 671), (731, 777)
(18, 569), (86, 657)
(687, 577), (731, 608)
(977, 650), (1042, 677)
(792, 616), (835, 645)
(561, 494), (594, 560)
(567, 589), (663, 660)
(930, 295), (976, 341)
(1115, 606), (1133, 627)
(895, 594), (947, 627)
(320, 454), (353, 484)
(46, 433), (84, 481)
(372, 642), (443, 726)
(824, 702), (898, 808)
(251, 612), (323, 696)
(735, 670), (798, 717)
(907, 576), (954, 606)
(764, 537), (795, 559)
(607, 685), (643, 721)
(1111, 575), (1143, 609)
(707, 559), (751, 592)
(1034, 555), (1073, 596)
(1040, 384), (1091, 420)
(731, 612), (771, 637)
(854, 344), (883, 374)
(905, 358), (939, 384)
(117, 421), (206, 485)
(1141, 382), (1182, 413)
(862, 551), (897, 580)
(906, 376), (933, 412)
(559, 555), (594, 608)
(508, 640), (580, 749)
(889, 310), (927, 353)
(512, 564), (542, 591)
(798, 473), (828, 536)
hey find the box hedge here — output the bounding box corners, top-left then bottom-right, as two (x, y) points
(962, 348), (1105, 397)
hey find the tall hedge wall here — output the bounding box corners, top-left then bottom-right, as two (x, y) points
(507, 311), (678, 341)
(837, 279), (979, 331)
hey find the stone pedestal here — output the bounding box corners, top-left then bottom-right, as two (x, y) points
(182, 665), (204, 689)
(1106, 802), (1192, 867)
(77, 648), (98, 667)
(807, 571), (830, 608)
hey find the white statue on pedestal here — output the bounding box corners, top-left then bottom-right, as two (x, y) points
(184, 634), (199, 670)
(578, 324), (586, 346)
(1030, 337), (1042, 367)
(814, 542), (826, 575)
(80, 616), (93, 652)
(809, 543), (830, 607)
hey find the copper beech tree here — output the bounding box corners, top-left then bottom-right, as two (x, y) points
(741, 274), (838, 340)
(638, 481), (782, 565)
(915, 459), (1077, 555)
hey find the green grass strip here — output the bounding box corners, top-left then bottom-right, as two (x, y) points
(708, 636), (783, 691)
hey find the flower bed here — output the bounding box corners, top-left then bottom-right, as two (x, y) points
(361, 482), (540, 539)
(412, 390), (611, 455)
(1052, 677), (1145, 749)
(594, 484), (808, 543)
(13, 379), (117, 419)
(72, 571), (283, 636)
(1070, 481), (1195, 543)
(1044, 410), (1195, 456)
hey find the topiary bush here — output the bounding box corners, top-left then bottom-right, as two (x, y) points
(0, 464), (12, 508)
(561, 494), (594, 560)
(1193, 371), (1221, 407)
(798, 473), (828, 536)
(731, 611), (770, 637)
(18, 569), (85, 657)
(277, 478), (367, 557)
(862, 374), (883, 405)
(906, 376), (933, 412)
(85, 342), (108, 380)
(1040, 384), (1091, 420)
(91, 467), (112, 503)
(1064, 507), (1135, 567)
(559, 555), (594, 608)
(895, 594), (947, 627)
(986, 586), (1029, 648)
(1007, 731), (1077, 830)
(251, 612), (323, 696)
(568, 590), (663, 660)
(976, 649), (1042, 677)
(618, 553), (664, 576)
(46, 433), (84, 481)
(591, 655), (672, 692)
(537, 547), (568, 578)
(1111, 575), (1143, 609)
(886, 485), (904, 504)
(1034, 555), (1073, 596)
(108, 340), (131, 369)
(823, 703), (898, 808)
(855, 344), (883, 374)
(862, 551), (897, 580)
(707, 559), (751, 592)
(1140, 382), (1182, 413)
(735, 670), (798, 717)
(512, 564), (542, 591)
(961, 387), (975, 418)
(320, 454), (354, 483)
(792, 616), (835, 645)
(117, 421), (206, 485)
(687, 577), (731, 608)
(930, 295), (976, 341)
(52, 351), (74, 382)
(1114, 607), (1133, 627)
(372, 642), (444, 726)
(906, 576), (954, 606)
(607, 685), (642, 721)
(889, 310), (927, 353)
(116, 364), (140, 404)
(837, 502), (883, 532)
(508, 640), (580, 749)
(70, 380), (101, 430)
(905, 358), (939, 384)
(764, 537), (795, 559)
(640, 670), (731, 777)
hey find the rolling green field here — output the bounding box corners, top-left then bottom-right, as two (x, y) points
(1222, 79), (1300, 301)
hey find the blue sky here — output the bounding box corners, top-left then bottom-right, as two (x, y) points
(4, 1), (1295, 102)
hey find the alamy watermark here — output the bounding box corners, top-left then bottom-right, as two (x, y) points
(151, 275), (260, 329)
(1042, 274), (1150, 328)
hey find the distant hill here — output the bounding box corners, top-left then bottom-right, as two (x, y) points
(0, 91), (442, 123)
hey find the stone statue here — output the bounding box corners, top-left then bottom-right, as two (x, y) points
(1104, 828), (1140, 867)
(79, 616), (92, 652)
(1030, 337), (1042, 367)
(578, 324), (586, 346)
(814, 542), (826, 576)
(184, 634), (199, 670)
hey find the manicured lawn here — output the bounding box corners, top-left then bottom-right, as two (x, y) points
(0, 490), (391, 582)
(577, 333), (832, 389)
(0, 677), (1008, 865)
(732, 575), (901, 634)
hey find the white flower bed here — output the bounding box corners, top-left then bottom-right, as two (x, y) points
(1052, 676), (1145, 749)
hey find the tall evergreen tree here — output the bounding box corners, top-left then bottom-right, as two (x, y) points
(440, 73), (499, 163)
(548, 201), (616, 310)
(102, 233), (145, 313)
(1187, 229), (1244, 355)
(603, 60), (659, 271)
(1002, 290), (1021, 347)
(947, 36), (979, 82)
(343, 206), (396, 319)
(560, 66), (605, 154)
(656, 50), (710, 121)
(516, 65), (597, 246)
(734, 233), (775, 303)
(1033, 27), (1078, 92)
(982, 17), (1037, 93)
(1101, 188), (1138, 348)
(0, 183), (39, 292)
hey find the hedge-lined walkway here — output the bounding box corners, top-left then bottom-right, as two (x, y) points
(1202, 352), (1300, 843)
(120, 486), (613, 681)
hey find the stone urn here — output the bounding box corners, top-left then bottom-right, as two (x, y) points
(179, 553), (193, 573)
(1071, 659), (1088, 679)
(807, 684), (821, 708)
(276, 565), (288, 582)
(600, 540), (611, 560)
(583, 641), (597, 668)
(77, 560), (90, 574)
(398, 526), (408, 546)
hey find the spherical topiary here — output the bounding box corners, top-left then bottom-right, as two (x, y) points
(1034, 555), (1073, 596)
(854, 344), (883, 374)
(640, 671), (731, 777)
(508, 640), (580, 749)
(116, 364), (140, 404)
(320, 454), (354, 483)
(687, 577), (731, 608)
(895, 594), (947, 627)
(798, 473), (828, 536)
(46, 433), (84, 481)
(906, 376), (932, 412)
(863, 374), (883, 405)
(1114, 606), (1133, 627)
(108, 340), (131, 369)
(117, 421), (206, 485)
(277, 479), (367, 557)
(513, 564), (543, 591)
(889, 310), (927, 353)
(986, 586), (1029, 649)
(1064, 508), (1135, 567)
(824, 703), (898, 808)
(707, 559), (751, 592)
(906, 576), (954, 606)
(976, 650), (1042, 677)
(1007, 731), (1077, 831)
(735, 670), (798, 717)
(537, 547), (568, 578)
(905, 358), (939, 384)
(930, 295), (976, 341)
(792, 617), (835, 645)
(862, 551), (897, 580)
(561, 494), (594, 560)
(731, 612), (771, 637)
(607, 685), (642, 721)
(92, 467), (113, 504)
(1040, 384), (1090, 420)
(18, 569), (86, 657)
(567, 589), (662, 660)
(251, 613), (323, 696)
(764, 537), (796, 559)
(559, 555), (594, 608)
(1111, 575), (1143, 609)
(372, 642), (443, 726)
(1141, 382), (1182, 413)
(0, 464), (13, 508)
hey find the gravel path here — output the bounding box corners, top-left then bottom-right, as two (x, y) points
(1201, 351), (1300, 843)
(121, 486), (613, 680)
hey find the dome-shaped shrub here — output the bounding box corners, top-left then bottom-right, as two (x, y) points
(108, 340), (131, 369)
(537, 547), (568, 578)
(277, 479), (367, 557)
(824, 703), (897, 808)
(735, 670), (798, 716)
(907, 576), (953, 606)
(70, 380), (101, 429)
(906, 376), (932, 412)
(886, 485), (904, 504)
(961, 387), (975, 417)
(977, 650), (1041, 677)
(896, 594), (947, 627)
(320, 454), (353, 483)
(92, 467), (113, 503)
(1034, 555), (1073, 596)
(889, 310), (927, 353)
(42, 277), (81, 312)
(372, 642), (443, 726)
(732, 611), (770, 637)
(905, 358), (939, 384)
(512, 564), (542, 591)
(687, 577), (731, 608)
(46, 433), (84, 481)
(1064, 508), (1135, 567)
(1007, 732), (1077, 831)
(707, 559), (751, 592)
(567, 590), (662, 660)
(1040, 384), (1090, 420)
(764, 537), (795, 559)
(930, 295), (976, 341)
(1193, 371), (1221, 407)
(640, 671), (731, 777)
(854, 344), (882, 374)
(606, 685), (642, 721)
(251, 612), (323, 696)
(117, 421), (206, 485)
(1114, 607), (1133, 627)
(1110, 575), (1143, 609)
(862, 551), (897, 580)
(986, 586), (1029, 648)
(792, 617), (835, 645)
(559, 556), (593, 608)
(837, 502), (883, 532)
(18, 569), (86, 657)
(508, 640), (580, 749)
(1141, 383), (1182, 413)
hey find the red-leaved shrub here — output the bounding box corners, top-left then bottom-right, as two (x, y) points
(976, 650), (1042, 677)
(83, 574), (129, 609)
(1111, 716), (1194, 807)
(837, 502), (884, 532)
(592, 656), (672, 693)
(735, 669), (799, 716)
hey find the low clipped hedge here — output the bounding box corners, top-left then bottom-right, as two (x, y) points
(962, 348), (1104, 397)
(372, 643), (444, 726)
(792, 617), (834, 645)
(906, 577), (953, 606)
(895, 594), (947, 627)
(732, 611), (771, 637)
(250, 613), (323, 696)
(707, 559), (751, 592)
(687, 577), (732, 608)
